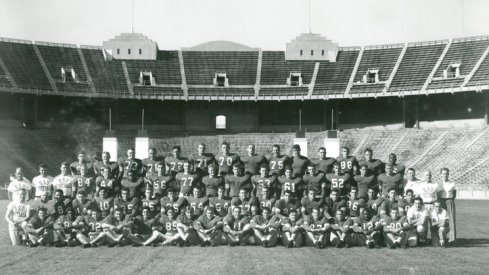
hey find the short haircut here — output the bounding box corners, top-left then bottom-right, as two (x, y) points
(172, 146), (181, 151)
(318, 147), (326, 152)
(55, 189), (64, 196)
(292, 144), (301, 151)
(364, 148), (372, 154)
(407, 167), (415, 172)
(121, 187), (130, 193)
(387, 187), (396, 193)
(261, 207), (271, 213)
(331, 188), (340, 194)
(39, 163), (48, 169)
(414, 197), (424, 204)
(405, 189), (414, 195)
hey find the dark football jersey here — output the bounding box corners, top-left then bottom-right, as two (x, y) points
(268, 155), (290, 176)
(118, 157), (143, 178)
(217, 154), (240, 175)
(336, 156), (357, 175)
(175, 172), (200, 196)
(202, 176), (224, 197)
(314, 158), (336, 174)
(225, 174), (251, 197)
(240, 154), (266, 175)
(325, 173), (351, 196)
(291, 156), (310, 178)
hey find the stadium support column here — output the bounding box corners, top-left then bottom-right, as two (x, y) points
(33, 97), (38, 126)
(402, 98), (407, 128)
(415, 97), (420, 129)
(334, 101), (340, 130)
(20, 97), (25, 126)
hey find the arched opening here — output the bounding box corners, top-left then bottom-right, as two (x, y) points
(216, 115), (226, 129)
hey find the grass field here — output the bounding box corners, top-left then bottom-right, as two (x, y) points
(0, 200), (488, 275)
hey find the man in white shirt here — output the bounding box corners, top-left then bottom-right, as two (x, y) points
(403, 168), (421, 196)
(413, 171), (439, 212)
(407, 197), (428, 246)
(5, 189), (31, 246)
(32, 164), (54, 200)
(430, 201), (449, 247)
(8, 167), (32, 202)
(52, 162), (75, 202)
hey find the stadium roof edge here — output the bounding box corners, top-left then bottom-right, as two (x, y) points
(80, 45), (103, 50)
(452, 35), (489, 43)
(35, 41), (77, 48)
(338, 46), (361, 51)
(0, 37), (32, 44)
(407, 39), (448, 47)
(364, 43), (406, 50)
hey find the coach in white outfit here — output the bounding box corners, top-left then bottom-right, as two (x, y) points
(8, 167), (32, 202)
(413, 170), (439, 212)
(438, 167), (456, 245)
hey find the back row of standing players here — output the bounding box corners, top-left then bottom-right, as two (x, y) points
(21, 143), (408, 203)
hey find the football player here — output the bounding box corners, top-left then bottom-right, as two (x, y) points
(142, 147), (162, 178)
(71, 190), (94, 217)
(194, 206), (224, 246)
(251, 165), (277, 199)
(357, 148), (383, 176)
(377, 164), (403, 197)
(25, 207), (56, 247)
(329, 209), (352, 248)
(386, 153), (405, 175)
(146, 161), (174, 199)
(281, 210), (304, 248)
(144, 207), (180, 246)
(277, 166), (303, 199)
(70, 151), (90, 176)
(325, 163), (351, 197)
(315, 147), (336, 174)
(187, 187), (208, 218)
(407, 197), (429, 246)
(51, 189), (69, 218)
(32, 164), (54, 200)
(336, 147), (357, 176)
(303, 207), (328, 249)
(176, 206), (199, 246)
(301, 189), (324, 217)
(94, 187), (114, 218)
(160, 188), (188, 216)
(114, 187), (140, 218)
(189, 143), (216, 177)
(176, 161), (200, 197)
(5, 189), (31, 246)
(230, 188), (257, 217)
(268, 144), (290, 176)
(165, 146), (188, 176)
(353, 164), (377, 199)
(241, 144), (267, 176)
(414, 170), (439, 212)
(53, 207), (86, 247)
(52, 162), (75, 201)
(290, 144), (310, 178)
(202, 164), (224, 197)
(430, 201), (449, 247)
(223, 206), (252, 246)
(398, 189), (414, 217)
(303, 164), (327, 199)
(382, 208), (409, 249)
(101, 208), (136, 247)
(379, 188), (399, 218)
(224, 163), (251, 198)
(208, 185), (230, 217)
(250, 207), (281, 247)
(350, 207), (381, 248)
(141, 187), (160, 216)
(274, 190), (300, 217)
(132, 207), (157, 246)
(86, 208), (113, 247)
(257, 187), (276, 213)
(347, 187), (366, 218)
(217, 142), (240, 176)
(120, 170), (144, 199)
(95, 166), (118, 198)
(403, 168), (421, 195)
(93, 151), (118, 178)
(30, 191), (54, 216)
(118, 148), (143, 179)
(73, 164), (95, 199)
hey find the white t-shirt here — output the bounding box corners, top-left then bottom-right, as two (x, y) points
(403, 178), (421, 194)
(430, 208), (448, 224)
(414, 182), (439, 204)
(7, 178), (32, 202)
(6, 201), (30, 222)
(32, 175), (54, 197)
(438, 181), (456, 199)
(407, 206), (428, 223)
(52, 174), (74, 197)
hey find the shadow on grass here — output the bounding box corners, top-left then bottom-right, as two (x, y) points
(452, 238), (489, 247)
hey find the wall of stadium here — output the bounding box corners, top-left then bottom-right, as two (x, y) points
(0, 92), (486, 132)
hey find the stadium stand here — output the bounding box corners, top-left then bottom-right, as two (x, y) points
(259, 87), (309, 96)
(468, 46), (489, 86)
(125, 50), (182, 85)
(183, 51), (258, 85)
(81, 47), (129, 94)
(133, 86), (184, 97)
(36, 43), (91, 93)
(314, 49), (360, 94)
(389, 41), (446, 91)
(350, 45), (403, 94)
(0, 40), (51, 90)
(429, 37), (489, 89)
(260, 51), (315, 85)
(0, 63), (13, 88)
(187, 88), (254, 96)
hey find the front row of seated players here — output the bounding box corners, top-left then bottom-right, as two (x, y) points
(7, 184), (450, 249)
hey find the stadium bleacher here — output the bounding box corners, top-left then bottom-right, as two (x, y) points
(350, 45), (403, 94)
(187, 87), (254, 96)
(260, 51), (315, 85)
(0, 63), (13, 88)
(259, 87), (309, 96)
(81, 48), (128, 95)
(125, 50), (182, 85)
(429, 38), (489, 89)
(0, 41), (51, 90)
(389, 42), (446, 91)
(36, 43), (91, 93)
(314, 49), (360, 94)
(183, 51), (258, 86)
